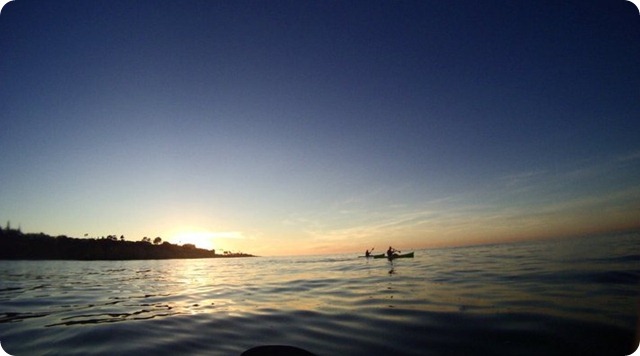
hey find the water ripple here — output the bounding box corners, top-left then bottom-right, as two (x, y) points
(0, 232), (638, 355)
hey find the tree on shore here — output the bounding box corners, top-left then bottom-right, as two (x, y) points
(153, 237), (162, 245)
(4, 221), (21, 234)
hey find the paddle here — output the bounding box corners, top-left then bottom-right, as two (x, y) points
(360, 247), (375, 258)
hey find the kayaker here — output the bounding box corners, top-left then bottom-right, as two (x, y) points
(387, 246), (398, 258)
(365, 247), (374, 257)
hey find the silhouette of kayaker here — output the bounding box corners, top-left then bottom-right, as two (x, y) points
(387, 246), (399, 258)
(365, 247), (374, 257)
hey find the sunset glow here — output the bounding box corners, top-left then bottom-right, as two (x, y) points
(171, 231), (216, 251)
(0, 1), (638, 256)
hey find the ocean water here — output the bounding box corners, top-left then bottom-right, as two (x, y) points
(0, 231), (638, 355)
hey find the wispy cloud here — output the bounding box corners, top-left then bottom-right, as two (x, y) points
(616, 150), (640, 162)
(292, 195), (470, 244)
(273, 150), (640, 254)
(287, 156), (640, 252)
(498, 170), (547, 188)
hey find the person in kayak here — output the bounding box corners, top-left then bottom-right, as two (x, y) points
(387, 246), (399, 258)
(365, 247), (374, 257)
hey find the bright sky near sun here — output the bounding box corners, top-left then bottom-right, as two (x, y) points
(1, 0), (639, 256)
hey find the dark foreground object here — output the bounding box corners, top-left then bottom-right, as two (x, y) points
(242, 345), (316, 356)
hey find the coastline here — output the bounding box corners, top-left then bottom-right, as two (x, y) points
(0, 228), (254, 260)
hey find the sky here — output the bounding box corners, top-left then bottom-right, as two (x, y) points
(1, 0), (639, 256)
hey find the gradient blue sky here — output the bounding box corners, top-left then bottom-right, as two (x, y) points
(1, 0), (639, 255)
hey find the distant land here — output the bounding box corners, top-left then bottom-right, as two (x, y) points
(0, 225), (254, 260)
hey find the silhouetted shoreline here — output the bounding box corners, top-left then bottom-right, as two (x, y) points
(0, 226), (254, 260)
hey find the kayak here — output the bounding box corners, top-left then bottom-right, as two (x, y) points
(374, 252), (414, 259)
(359, 253), (385, 258)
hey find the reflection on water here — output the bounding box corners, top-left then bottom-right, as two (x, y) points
(0, 231), (638, 355)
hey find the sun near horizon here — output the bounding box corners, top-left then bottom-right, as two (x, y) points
(157, 219), (640, 257)
(167, 230), (248, 252)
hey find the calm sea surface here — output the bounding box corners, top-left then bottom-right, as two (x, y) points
(1, 231), (638, 355)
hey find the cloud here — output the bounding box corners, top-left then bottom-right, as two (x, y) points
(293, 196), (467, 244)
(617, 150), (640, 162)
(295, 165), (640, 251)
(274, 150), (640, 254)
(498, 170), (547, 188)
